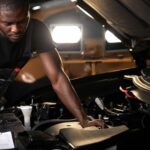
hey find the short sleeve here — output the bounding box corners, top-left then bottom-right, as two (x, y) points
(31, 19), (55, 53)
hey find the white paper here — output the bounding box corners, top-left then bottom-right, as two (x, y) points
(0, 131), (15, 149)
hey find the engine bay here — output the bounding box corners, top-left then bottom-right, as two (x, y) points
(0, 73), (150, 150)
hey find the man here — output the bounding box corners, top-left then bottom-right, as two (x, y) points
(0, 0), (104, 128)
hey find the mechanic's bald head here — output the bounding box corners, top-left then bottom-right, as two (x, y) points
(0, 0), (29, 11)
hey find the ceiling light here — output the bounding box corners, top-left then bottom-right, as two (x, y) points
(32, 6), (41, 11)
(51, 25), (82, 43)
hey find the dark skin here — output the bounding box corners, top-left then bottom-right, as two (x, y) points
(0, 7), (30, 42)
(0, 6), (105, 128)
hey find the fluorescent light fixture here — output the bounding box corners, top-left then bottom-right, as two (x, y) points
(32, 6), (41, 11)
(51, 25), (82, 43)
(105, 30), (121, 43)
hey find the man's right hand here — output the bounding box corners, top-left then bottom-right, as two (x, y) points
(80, 119), (106, 128)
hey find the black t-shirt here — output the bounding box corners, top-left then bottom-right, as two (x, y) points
(0, 18), (55, 79)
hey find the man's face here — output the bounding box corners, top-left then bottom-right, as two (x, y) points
(0, 7), (30, 42)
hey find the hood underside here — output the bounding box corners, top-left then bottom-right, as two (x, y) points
(77, 0), (150, 46)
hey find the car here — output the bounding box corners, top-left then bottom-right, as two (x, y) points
(0, 0), (150, 150)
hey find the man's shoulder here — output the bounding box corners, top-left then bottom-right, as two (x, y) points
(30, 18), (44, 26)
(29, 18), (48, 30)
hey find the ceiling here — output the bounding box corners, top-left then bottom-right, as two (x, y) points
(29, 0), (51, 3)
(29, 0), (72, 5)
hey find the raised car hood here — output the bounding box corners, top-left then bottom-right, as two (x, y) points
(77, 0), (150, 68)
(77, 0), (150, 47)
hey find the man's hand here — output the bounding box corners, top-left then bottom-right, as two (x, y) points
(80, 119), (106, 128)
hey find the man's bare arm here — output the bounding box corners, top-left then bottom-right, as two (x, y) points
(39, 50), (104, 128)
